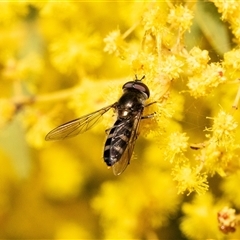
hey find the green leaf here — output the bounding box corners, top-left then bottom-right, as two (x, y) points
(195, 1), (231, 56)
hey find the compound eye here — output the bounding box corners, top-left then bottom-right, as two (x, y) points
(134, 83), (149, 96)
(122, 81), (150, 98)
(122, 81), (134, 89)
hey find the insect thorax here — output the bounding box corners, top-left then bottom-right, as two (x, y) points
(117, 90), (146, 118)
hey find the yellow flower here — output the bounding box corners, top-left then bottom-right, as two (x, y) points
(207, 110), (238, 146)
(190, 110), (239, 176)
(211, 1), (240, 43)
(185, 47), (210, 75)
(142, 3), (168, 34)
(104, 29), (127, 59)
(217, 206), (237, 234)
(49, 30), (102, 73)
(187, 63), (226, 98)
(160, 55), (184, 80)
(164, 132), (189, 164)
(167, 5), (193, 34)
(172, 164), (208, 195)
(224, 49), (240, 79)
(92, 168), (180, 238)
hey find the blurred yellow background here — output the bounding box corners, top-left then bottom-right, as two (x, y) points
(0, 1), (240, 239)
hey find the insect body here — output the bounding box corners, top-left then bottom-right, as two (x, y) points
(45, 76), (152, 175)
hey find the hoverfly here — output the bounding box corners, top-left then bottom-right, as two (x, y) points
(45, 76), (154, 175)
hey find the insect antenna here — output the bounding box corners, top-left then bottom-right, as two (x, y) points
(134, 75), (145, 81)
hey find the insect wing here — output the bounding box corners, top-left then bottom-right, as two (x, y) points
(45, 104), (115, 141)
(112, 112), (142, 176)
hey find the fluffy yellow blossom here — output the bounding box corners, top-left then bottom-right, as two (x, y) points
(92, 168), (181, 238)
(211, 1), (240, 42)
(164, 132), (189, 163)
(142, 2), (183, 49)
(212, 1), (239, 20)
(195, 141), (234, 177)
(217, 206), (238, 234)
(131, 52), (157, 77)
(185, 47), (210, 75)
(172, 164), (208, 195)
(223, 49), (240, 80)
(207, 110), (238, 147)
(191, 111), (239, 176)
(104, 29), (127, 59)
(50, 30), (102, 74)
(160, 54), (184, 80)
(187, 63), (226, 98)
(167, 5), (193, 34)
(142, 3), (168, 34)
(142, 2), (193, 49)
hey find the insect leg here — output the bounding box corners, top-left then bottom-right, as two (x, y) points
(141, 112), (155, 119)
(144, 101), (157, 107)
(141, 101), (157, 119)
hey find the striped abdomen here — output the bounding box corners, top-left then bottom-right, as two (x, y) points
(104, 118), (133, 167)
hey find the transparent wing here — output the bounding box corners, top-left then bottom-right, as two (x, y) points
(45, 104), (116, 141)
(112, 112), (142, 176)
